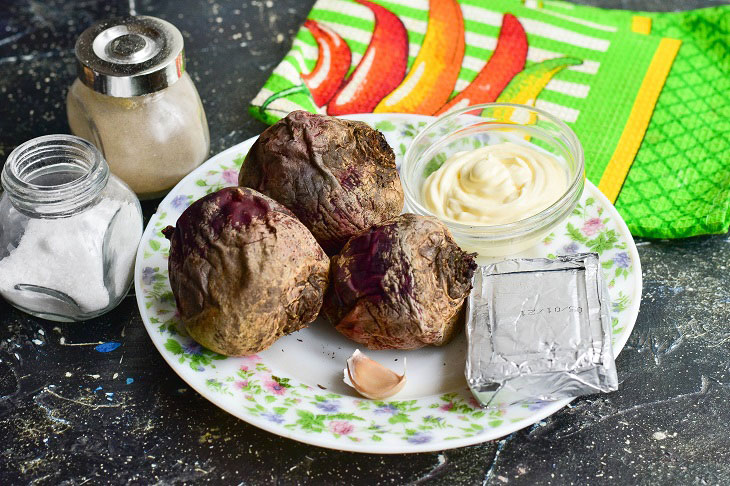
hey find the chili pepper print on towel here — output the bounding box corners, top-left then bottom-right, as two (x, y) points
(302, 19), (352, 107)
(373, 0), (465, 115)
(435, 13), (527, 115)
(250, 3), (583, 121)
(258, 19), (352, 113)
(326, 0), (408, 115)
(496, 57), (583, 105)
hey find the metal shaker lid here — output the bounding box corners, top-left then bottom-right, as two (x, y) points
(74, 16), (185, 97)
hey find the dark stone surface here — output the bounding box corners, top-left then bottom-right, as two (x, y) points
(0, 0), (728, 484)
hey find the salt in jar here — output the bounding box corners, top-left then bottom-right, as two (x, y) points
(0, 135), (143, 321)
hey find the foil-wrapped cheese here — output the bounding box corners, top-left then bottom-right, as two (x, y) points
(466, 253), (618, 407)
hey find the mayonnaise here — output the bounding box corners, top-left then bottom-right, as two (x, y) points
(422, 142), (567, 225)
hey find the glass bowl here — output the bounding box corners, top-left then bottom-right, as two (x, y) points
(402, 103), (585, 259)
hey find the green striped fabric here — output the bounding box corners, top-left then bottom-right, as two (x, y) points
(524, 2), (730, 238)
(251, 0), (662, 185)
(250, 0), (730, 238)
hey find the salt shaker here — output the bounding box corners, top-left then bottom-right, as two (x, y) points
(0, 135), (143, 321)
(66, 16), (210, 199)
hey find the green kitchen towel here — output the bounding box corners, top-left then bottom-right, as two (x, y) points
(621, 7), (729, 239)
(529, 1), (730, 239)
(249, 0), (729, 239)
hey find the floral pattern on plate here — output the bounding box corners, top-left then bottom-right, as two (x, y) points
(136, 114), (641, 453)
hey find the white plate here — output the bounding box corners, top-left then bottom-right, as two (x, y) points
(135, 114), (641, 453)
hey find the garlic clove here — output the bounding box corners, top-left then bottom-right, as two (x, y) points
(344, 349), (406, 400)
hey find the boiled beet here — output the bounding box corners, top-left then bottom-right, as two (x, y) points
(163, 187), (329, 356)
(238, 110), (404, 255)
(324, 214), (477, 350)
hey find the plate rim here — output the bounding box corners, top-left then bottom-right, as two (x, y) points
(134, 113), (642, 454)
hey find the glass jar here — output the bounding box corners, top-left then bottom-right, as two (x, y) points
(402, 103), (585, 260)
(66, 16), (210, 199)
(0, 135), (143, 321)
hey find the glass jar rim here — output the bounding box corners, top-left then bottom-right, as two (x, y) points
(402, 102), (585, 235)
(1, 134), (109, 218)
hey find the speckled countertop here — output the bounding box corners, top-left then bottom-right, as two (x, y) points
(1, 1), (729, 484)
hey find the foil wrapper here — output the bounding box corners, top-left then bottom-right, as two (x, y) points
(466, 253), (618, 407)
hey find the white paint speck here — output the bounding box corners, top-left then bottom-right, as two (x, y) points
(65, 372), (72, 377)
(652, 431), (667, 440)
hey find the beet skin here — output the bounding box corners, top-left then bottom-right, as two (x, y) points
(238, 111), (404, 255)
(163, 187), (329, 356)
(324, 214), (477, 350)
